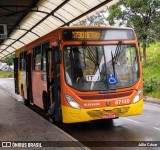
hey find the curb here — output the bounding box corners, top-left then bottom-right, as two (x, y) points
(0, 87), (90, 150)
(144, 96), (160, 105)
(54, 125), (90, 150)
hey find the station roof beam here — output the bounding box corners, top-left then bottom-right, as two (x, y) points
(0, 0), (119, 60)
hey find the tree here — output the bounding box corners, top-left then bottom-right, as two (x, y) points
(106, 0), (160, 63)
(75, 10), (108, 26)
(2, 54), (14, 66)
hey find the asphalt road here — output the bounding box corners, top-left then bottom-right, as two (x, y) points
(0, 78), (160, 150)
(57, 102), (160, 150)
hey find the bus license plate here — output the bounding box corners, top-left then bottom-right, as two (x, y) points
(102, 114), (116, 119)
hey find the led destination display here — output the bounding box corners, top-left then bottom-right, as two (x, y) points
(63, 29), (135, 41)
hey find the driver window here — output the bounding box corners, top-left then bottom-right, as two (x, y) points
(33, 45), (41, 71)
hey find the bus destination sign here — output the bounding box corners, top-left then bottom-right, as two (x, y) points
(63, 29), (135, 41)
(63, 30), (102, 41)
(72, 31), (100, 39)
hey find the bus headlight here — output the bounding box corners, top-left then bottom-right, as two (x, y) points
(132, 88), (143, 104)
(65, 94), (82, 109)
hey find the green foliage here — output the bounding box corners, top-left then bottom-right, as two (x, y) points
(2, 54), (14, 66)
(142, 43), (160, 98)
(106, 0), (160, 62)
(143, 76), (159, 92)
(75, 10), (108, 26)
(0, 70), (14, 78)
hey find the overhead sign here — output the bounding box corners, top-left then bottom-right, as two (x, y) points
(63, 29), (135, 41)
(72, 31), (101, 40)
(0, 24), (7, 39)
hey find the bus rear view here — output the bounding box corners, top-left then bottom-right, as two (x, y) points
(61, 27), (143, 123)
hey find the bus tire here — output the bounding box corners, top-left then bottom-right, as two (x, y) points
(22, 88), (30, 106)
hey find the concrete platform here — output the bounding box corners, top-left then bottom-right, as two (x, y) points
(0, 86), (88, 150)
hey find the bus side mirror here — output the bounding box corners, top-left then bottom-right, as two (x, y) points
(54, 46), (62, 64)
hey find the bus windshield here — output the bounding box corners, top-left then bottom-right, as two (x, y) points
(64, 44), (139, 91)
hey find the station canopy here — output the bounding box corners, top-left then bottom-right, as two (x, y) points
(0, 0), (118, 60)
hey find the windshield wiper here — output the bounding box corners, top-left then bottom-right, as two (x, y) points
(111, 41), (122, 76)
(82, 41), (96, 63)
(82, 41), (101, 75)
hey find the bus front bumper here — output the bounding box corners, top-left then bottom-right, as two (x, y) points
(62, 99), (143, 123)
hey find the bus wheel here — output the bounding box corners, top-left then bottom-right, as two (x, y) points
(22, 89), (30, 106)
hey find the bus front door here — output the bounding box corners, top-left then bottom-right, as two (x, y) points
(46, 46), (61, 122)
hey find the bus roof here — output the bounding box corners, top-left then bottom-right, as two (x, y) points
(59, 26), (133, 30)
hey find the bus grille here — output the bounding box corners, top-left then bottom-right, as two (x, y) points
(79, 91), (133, 100)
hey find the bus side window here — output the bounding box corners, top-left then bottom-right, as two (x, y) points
(42, 42), (50, 72)
(20, 51), (27, 71)
(33, 45), (41, 71)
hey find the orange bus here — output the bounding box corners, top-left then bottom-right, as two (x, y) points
(14, 26), (143, 123)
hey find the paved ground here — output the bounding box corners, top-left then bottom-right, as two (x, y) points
(58, 102), (160, 150)
(0, 78), (160, 150)
(0, 80), (88, 150)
